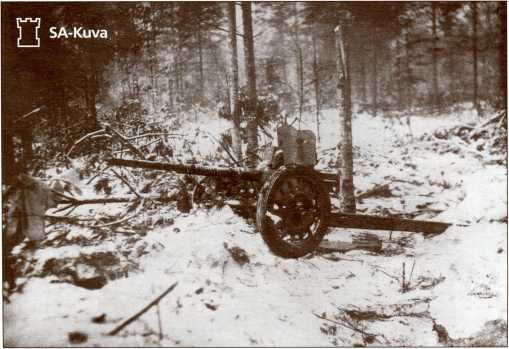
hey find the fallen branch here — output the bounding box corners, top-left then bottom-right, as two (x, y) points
(156, 304), (163, 340)
(48, 192), (178, 226)
(45, 214), (95, 226)
(341, 298), (433, 321)
(90, 134), (112, 140)
(51, 193), (176, 214)
(92, 211), (142, 228)
(109, 168), (141, 199)
(312, 312), (387, 345)
(408, 258), (416, 289)
(357, 183), (391, 201)
(66, 129), (107, 157)
(127, 133), (181, 141)
(92, 199), (145, 228)
(104, 124), (145, 159)
(51, 189), (79, 202)
(368, 264), (400, 282)
(205, 131), (241, 167)
(139, 138), (163, 150)
(55, 195), (138, 207)
(85, 165), (111, 185)
(477, 112), (504, 130)
(391, 178), (425, 186)
(108, 282), (178, 336)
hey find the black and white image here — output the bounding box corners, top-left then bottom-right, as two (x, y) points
(2, 1), (507, 346)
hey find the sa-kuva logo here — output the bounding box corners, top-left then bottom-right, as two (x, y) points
(16, 17), (41, 48)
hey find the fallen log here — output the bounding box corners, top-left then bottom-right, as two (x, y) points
(357, 183), (392, 201)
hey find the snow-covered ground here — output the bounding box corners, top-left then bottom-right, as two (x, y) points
(4, 108), (507, 346)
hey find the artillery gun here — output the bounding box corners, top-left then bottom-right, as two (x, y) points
(108, 124), (449, 258)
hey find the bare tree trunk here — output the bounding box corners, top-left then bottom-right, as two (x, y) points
(292, 3), (304, 123)
(472, 2), (481, 116)
(60, 84), (69, 149)
(396, 40), (403, 111)
(405, 32), (414, 140)
(197, 27), (205, 105)
(176, 61), (181, 106)
(360, 40), (367, 106)
(150, 59), (156, 111)
(85, 58), (100, 132)
(499, 1), (507, 110)
(20, 124), (33, 170)
(372, 30), (378, 118)
(297, 46), (304, 121)
(241, 1), (258, 168)
(334, 24), (356, 213)
(2, 119), (17, 183)
(168, 75), (174, 110)
(405, 33), (412, 110)
(431, 3), (439, 112)
(148, 11), (158, 113)
(227, 2), (242, 162)
(312, 29), (321, 143)
(176, 32), (184, 106)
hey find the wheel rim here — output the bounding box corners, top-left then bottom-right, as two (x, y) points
(265, 174), (325, 248)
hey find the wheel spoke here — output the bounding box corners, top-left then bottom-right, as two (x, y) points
(266, 175), (324, 244)
(257, 168), (330, 257)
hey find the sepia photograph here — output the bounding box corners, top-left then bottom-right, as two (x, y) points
(1, 1), (507, 346)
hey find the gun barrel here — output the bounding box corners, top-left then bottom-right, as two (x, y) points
(107, 158), (263, 182)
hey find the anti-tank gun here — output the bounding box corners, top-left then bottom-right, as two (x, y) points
(108, 124), (449, 258)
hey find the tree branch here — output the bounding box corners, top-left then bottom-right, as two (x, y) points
(110, 168), (142, 199)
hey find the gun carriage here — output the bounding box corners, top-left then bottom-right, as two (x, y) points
(108, 124), (449, 258)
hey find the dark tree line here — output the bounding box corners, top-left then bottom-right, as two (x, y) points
(2, 2), (507, 182)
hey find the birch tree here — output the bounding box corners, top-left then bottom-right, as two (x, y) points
(334, 23), (356, 213)
(227, 2), (242, 162)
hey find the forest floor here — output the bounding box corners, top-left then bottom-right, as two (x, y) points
(4, 107), (507, 346)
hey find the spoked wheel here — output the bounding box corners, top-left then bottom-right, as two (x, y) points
(256, 166), (330, 258)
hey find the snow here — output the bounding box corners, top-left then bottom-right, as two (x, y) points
(423, 223), (507, 338)
(4, 107), (507, 346)
(438, 166), (507, 223)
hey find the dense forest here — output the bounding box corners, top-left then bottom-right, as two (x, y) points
(2, 1), (507, 178)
